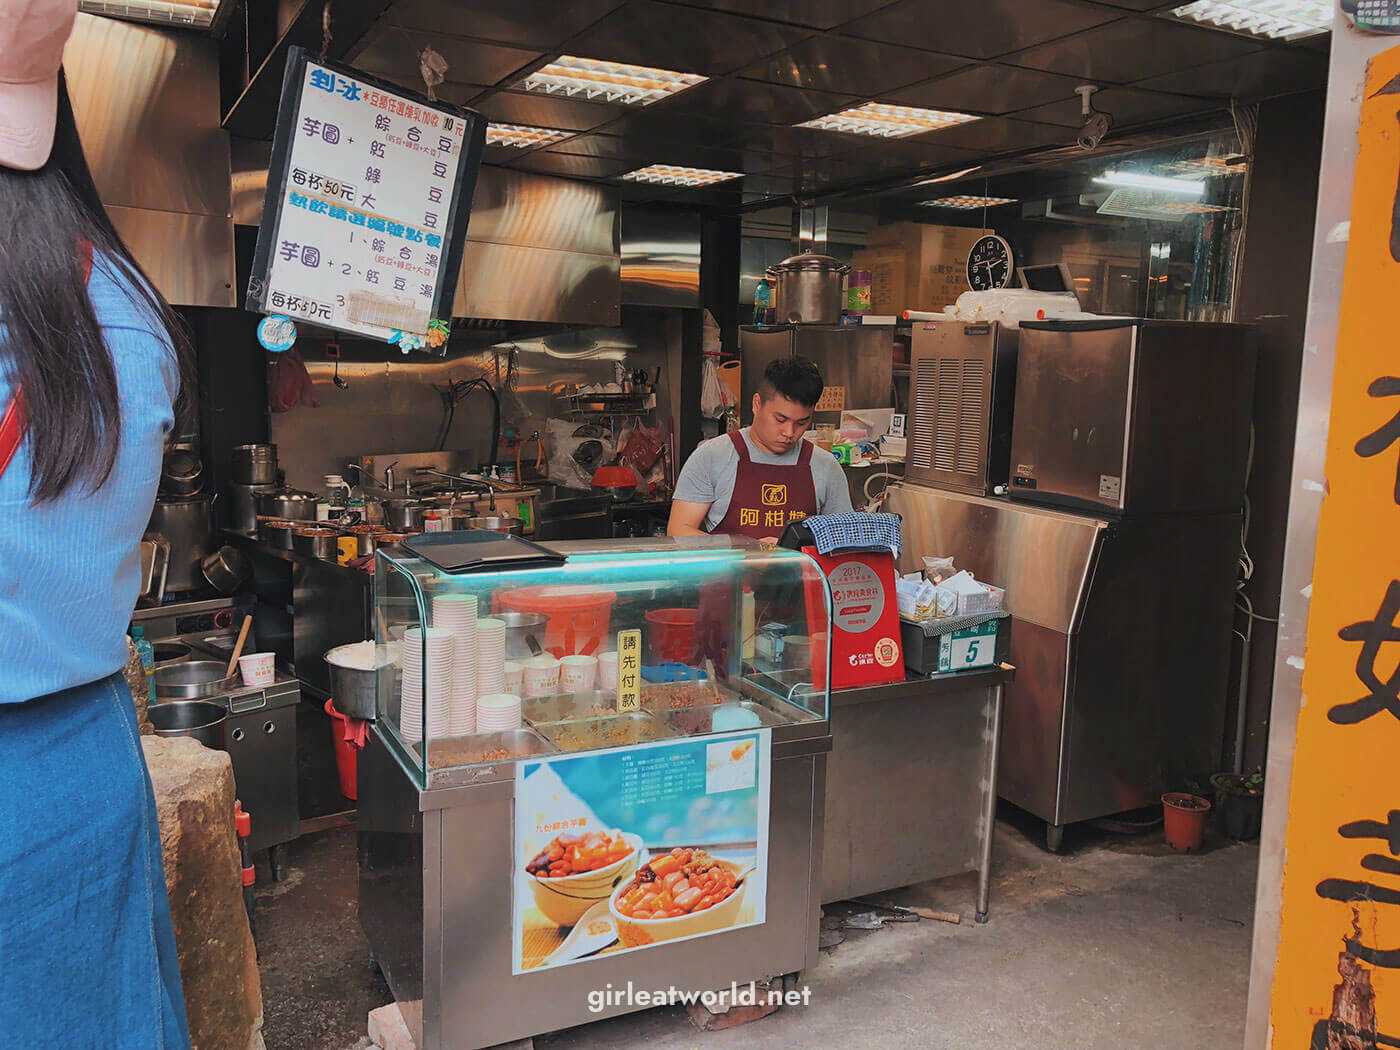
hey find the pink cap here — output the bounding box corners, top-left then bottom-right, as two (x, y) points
(0, 0), (77, 171)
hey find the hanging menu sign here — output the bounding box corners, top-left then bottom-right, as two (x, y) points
(248, 46), (485, 345)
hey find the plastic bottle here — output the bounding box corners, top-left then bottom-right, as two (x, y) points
(130, 626), (156, 705)
(753, 278), (772, 326)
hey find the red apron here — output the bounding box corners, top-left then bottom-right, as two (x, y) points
(0, 242), (93, 480)
(712, 431), (819, 540)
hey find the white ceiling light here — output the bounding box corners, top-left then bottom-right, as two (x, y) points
(1171, 0), (1331, 40)
(1093, 170), (1205, 196)
(796, 102), (980, 139)
(1097, 189), (1236, 221)
(920, 195), (1017, 209)
(516, 56), (707, 106)
(620, 164), (744, 187)
(486, 123), (572, 148)
(78, 0), (221, 27)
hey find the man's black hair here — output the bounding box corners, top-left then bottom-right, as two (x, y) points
(757, 356), (824, 409)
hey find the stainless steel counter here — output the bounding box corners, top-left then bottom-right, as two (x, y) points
(823, 665), (1011, 920)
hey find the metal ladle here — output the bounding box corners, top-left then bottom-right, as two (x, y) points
(332, 358), (349, 389)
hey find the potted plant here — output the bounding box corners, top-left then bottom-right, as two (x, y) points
(1210, 770), (1264, 841)
(1162, 792), (1212, 852)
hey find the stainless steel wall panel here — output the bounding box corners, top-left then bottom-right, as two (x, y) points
(464, 167), (618, 258)
(106, 206), (236, 308)
(621, 206), (701, 308)
(65, 14), (230, 216)
(454, 241), (620, 325)
(230, 136), (271, 227)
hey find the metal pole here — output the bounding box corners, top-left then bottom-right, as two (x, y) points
(975, 681), (1005, 924)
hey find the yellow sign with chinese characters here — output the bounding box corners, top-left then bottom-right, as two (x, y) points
(616, 629), (641, 713)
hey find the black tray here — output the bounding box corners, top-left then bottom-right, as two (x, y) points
(403, 531), (566, 574)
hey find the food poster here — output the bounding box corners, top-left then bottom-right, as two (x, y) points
(512, 730), (771, 974)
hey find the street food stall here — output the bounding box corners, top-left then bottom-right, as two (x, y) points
(358, 534), (832, 1050)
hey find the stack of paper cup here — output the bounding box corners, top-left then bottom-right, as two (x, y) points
(523, 655), (560, 698)
(433, 593), (478, 736)
(597, 650), (619, 691)
(504, 660), (523, 695)
(476, 617), (508, 701)
(400, 626), (454, 744)
(476, 693), (522, 732)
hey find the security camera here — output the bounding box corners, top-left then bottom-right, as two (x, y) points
(1078, 111), (1112, 151)
(1074, 85), (1111, 152)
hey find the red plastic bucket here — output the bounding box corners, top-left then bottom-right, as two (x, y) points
(644, 608), (699, 664)
(497, 585), (617, 657)
(325, 699), (358, 801)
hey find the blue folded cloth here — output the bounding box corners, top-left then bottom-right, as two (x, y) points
(802, 512), (902, 558)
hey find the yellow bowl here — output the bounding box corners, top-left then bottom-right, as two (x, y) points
(610, 856), (750, 948)
(527, 832), (643, 927)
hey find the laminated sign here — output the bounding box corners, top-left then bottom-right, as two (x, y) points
(247, 47), (486, 346)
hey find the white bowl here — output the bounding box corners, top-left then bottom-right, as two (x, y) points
(527, 831), (644, 927)
(610, 856), (749, 947)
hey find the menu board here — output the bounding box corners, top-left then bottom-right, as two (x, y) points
(513, 731), (771, 974)
(248, 46), (485, 343)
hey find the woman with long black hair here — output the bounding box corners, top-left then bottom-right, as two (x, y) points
(0, 0), (194, 1045)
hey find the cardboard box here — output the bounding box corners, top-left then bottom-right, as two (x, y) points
(859, 222), (990, 313)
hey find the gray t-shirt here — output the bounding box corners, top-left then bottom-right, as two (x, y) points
(673, 428), (853, 532)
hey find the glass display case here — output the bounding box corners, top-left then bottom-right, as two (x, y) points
(374, 535), (831, 789)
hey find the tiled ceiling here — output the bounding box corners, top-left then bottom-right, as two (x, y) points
(247, 0), (1330, 209)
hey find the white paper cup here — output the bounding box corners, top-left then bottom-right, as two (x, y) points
(523, 656), (560, 697)
(597, 651), (619, 690)
(559, 654), (597, 693)
(504, 660), (523, 693)
(238, 652), (276, 687)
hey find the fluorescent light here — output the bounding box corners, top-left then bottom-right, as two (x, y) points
(620, 164), (743, 187)
(486, 123), (572, 148)
(78, 0), (220, 27)
(516, 56), (707, 107)
(1093, 170), (1204, 196)
(796, 102), (980, 139)
(1096, 188), (1235, 221)
(920, 195), (1017, 209)
(1171, 0), (1331, 39)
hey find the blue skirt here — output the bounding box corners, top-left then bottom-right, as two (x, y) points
(0, 673), (190, 1050)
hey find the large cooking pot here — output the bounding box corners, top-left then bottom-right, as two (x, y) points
(259, 518), (299, 549)
(149, 700), (227, 749)
(383, 498), (426, 532)
(258, 489), (319, 522)
(160, 449), (204, 497)
(146, 494), (214, 593)
(769, 252), (849, 324)
(231, 443), (278, 485)
(201, 545), (252, 595)
(229, 482), (277, 534)
(155, 660), (239, 700)
(293, 527), (339, 560)
(324, 642), (390, 720)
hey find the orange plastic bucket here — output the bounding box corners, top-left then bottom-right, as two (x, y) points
(644, 608), (699, 664)
(325, 699), (358, 800)
(497, 585), (617, 657)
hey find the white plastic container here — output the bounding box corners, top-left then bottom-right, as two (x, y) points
(238, 652), (276, 687)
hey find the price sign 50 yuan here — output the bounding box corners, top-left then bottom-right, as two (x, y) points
(248, 47), (485, 345)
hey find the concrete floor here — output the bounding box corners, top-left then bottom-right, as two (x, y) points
(258, 811), (1258, 1050)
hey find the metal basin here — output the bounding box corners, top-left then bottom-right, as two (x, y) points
(467, 515), (523, 535)
(149, 700), (227, 749)
(154, 660), (239, 700)
(496, 611), (547, 661)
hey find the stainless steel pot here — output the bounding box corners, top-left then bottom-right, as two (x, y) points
(258, 490), (319, 522)
(149, 699), (227, 749)
(152, 641), (192, 665)
(146, 494), (214, 593)
(229, 483), (277, 534)
(231, 443), (278, 485)
(201, 545), (252, 594)
(324, 643), (387, 720)
(384, 498), (426, 532)
(376, 532), (416, 550)
(769, 252), (849, 324)
(154, 660), (239, 699)
(293, 527), (339, 560)
(342, 525), (387, 557)
(160, 449), (204, 496)
(497, 611), (547, 662)
(467, 515), (523, 535)
(259, 518), (299, 549)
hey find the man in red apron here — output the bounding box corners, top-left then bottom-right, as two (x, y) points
(668, 356), (851, 541)
(669, 357), (852, 672)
